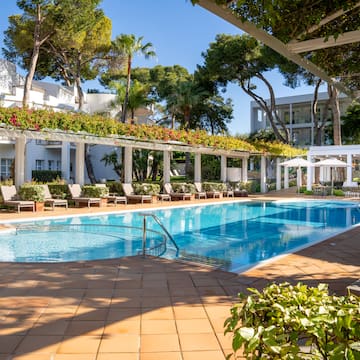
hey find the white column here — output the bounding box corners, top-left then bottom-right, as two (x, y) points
(124, 147), (133, 183)
(220, 155), (227, 182)
(284, 166), (289, 189)
(75, 142), (85, 185)
(163, 150), (171, 184)
(260, 156), (267, 193)
(15, 136), (26, 188)
(194, 153), (202, 182)
(307, 155), (313, 191)
(61, 142), (71, 183)
(343, 153), (356, 186)
(242, 158), (248, 182)
(276, 158), (281, 190)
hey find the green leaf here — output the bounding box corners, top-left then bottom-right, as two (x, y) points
(239, 327), (255, 340)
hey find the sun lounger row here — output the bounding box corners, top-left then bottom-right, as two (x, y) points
(1, 181), (246, 212)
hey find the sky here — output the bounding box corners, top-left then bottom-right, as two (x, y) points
(0, 0), (325, 135)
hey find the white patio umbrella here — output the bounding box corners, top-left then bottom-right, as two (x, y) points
(314, 158), (350, 194)
(279, 157), (314, 193)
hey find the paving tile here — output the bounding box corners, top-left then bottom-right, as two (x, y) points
(140, 352), (182, 360)
(98, 334), (140, 353)
(28, 320), (70, 336)
(179, 333), (221, 351)
(65, 320), (104, 336)
(54, 355), (97, 360)
(140, 334), (180, 352)
(182, 350), (226, 360)
(57, 336), (101, 354)
(0, 335), (24, 354)
(141, 319), (177, 334)
(104, 320), (140, 335)
(141, 296), (171, 308)
(14, 335), (63, 354)
(141, 307), (174, 320)
(176, 319), (213, 333)
(97, 354), (138, 360)
(107, 308), (141, 322)
(173, 305), (207, 319)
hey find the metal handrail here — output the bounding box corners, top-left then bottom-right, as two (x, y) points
(138, 212), (179, 257)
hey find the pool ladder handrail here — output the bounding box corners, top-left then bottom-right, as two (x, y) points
(138, 212), (179, 257)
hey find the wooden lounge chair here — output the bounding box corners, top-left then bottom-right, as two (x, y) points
(164, 183), (192, 201)
(95, 184), (127, 205)
(194, 182), (207, 199)
(40, 184), (68, 210)
(121, 183), (152, 204)
(68, 184), (101, 208)
(0, 185), (35, 213)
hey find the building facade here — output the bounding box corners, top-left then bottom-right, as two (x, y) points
(250, 92), (351, 147)
(0, 59), (153, 183)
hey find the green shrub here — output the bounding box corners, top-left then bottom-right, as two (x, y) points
(82, 185), (108, 198)
(32, 170), (62, 182)
(304, 190), (313, 195)
(106, 182), (124, 195)
(232, 180), (259, 194)
(133, 183), (160, 195)
(224, 282), (360, 360)
(171, 182), (196, 193)
(19, 184), (45, 202)
(47, 184), (69, 199)
(333, 189), (345, 196)
(202, 182), (227, 192)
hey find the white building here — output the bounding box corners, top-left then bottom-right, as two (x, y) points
(250, 92), (351, 147)
(0, 59), (153, 183)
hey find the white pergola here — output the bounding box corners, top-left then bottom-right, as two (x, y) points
(306, 145), (360, 190)
(197, 0), (360, 97)
(0, 125), (257, 189)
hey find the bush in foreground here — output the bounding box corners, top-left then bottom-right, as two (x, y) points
(224, 282), (360, 359)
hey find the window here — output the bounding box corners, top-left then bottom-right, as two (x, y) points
(56, 161), (61, 171)
(35, 160), (44, 171)
(48, 160), (54, 170)
(0, 158), (13, 180)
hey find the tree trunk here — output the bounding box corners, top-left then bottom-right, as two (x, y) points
(23, 4), (42, 108)
(241, 77), (289, 144)
(121, 56), (132, 123)
(328, 84), (342, 145)
(75, 52), (84, 111)
(85, 144), (97, 184)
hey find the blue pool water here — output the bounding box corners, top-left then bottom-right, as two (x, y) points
(1, 200), (360, 272)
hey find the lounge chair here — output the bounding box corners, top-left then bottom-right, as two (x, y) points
(68, 184), (101, 208)
(164, 183), (192, 201)
(223, 183), (234, 197)
(121, 183), (152, 204)
(0, 185), (35, 213)
(194, 182), (207, 199)
(40, 184), (68, 210)
(95, 184), (127, 205)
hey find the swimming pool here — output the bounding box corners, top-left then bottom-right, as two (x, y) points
(1, 200), (359, 272)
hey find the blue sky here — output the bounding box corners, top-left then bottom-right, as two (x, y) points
(0, 0), (323, 134)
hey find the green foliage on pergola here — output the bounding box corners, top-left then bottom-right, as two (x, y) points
(0, 107), (305, 157)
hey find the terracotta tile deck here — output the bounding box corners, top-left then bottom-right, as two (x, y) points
(0, 192), (359, 359)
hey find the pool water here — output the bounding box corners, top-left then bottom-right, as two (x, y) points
(1, 200), (359, 272)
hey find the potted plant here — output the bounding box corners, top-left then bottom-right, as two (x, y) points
(19, 183), (45, 211)
(82, 185), (109, 206)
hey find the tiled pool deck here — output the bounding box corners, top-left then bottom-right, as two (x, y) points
(0, 193), (359, 359)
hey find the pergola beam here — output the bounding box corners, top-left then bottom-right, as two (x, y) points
(196, 0), (352, 96)
(0, 126), (252, 159)
(288, 30), (360, 53)
(297, 1), (360, 37)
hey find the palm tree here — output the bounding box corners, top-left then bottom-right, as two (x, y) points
(110, 34), (155, 123)
(110, 79), (151, 124)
